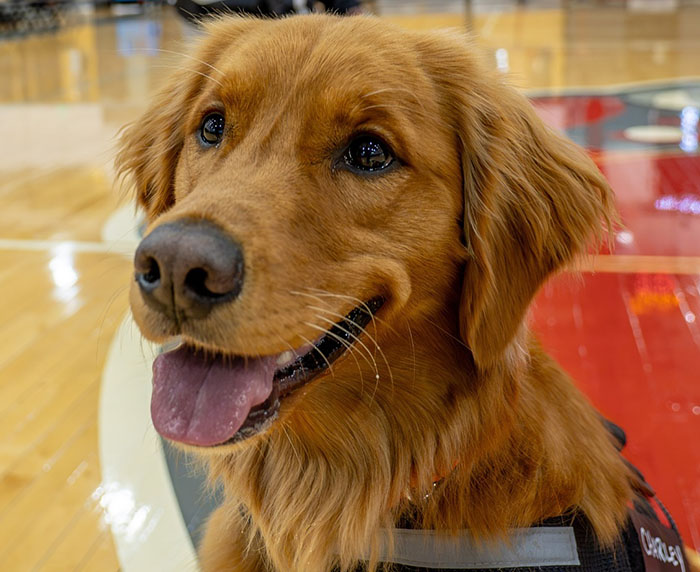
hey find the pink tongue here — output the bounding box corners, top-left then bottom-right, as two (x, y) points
(151, 346), (276, 446)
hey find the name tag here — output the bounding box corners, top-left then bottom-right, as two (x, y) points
(628, 509), (686, 572)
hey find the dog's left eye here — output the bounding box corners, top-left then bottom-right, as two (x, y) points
(199, 113), (225, 146)
(343, 136), (394, 173)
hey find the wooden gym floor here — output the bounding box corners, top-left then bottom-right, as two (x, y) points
(0, 1), (698, 570)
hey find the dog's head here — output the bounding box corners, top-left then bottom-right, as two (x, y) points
(117, 15), (614, 452)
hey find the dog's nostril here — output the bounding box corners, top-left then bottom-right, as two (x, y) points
(185, 268), (221, 299)
(135, 257), (161, 293)
(142, 257), (161, 284)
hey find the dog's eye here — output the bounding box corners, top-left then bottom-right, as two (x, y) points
(344, 136), (394, 173)
(199, 113), (225, 146)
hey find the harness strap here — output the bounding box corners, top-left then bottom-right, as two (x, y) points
(373, 526), (580, 570)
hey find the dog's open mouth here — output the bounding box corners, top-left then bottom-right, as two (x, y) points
(150, 297), (383, 447)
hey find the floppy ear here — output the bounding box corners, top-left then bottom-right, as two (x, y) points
(418, 33), (616, 369)
(115, 16), (260, 218)
(115, 66), (193, 217)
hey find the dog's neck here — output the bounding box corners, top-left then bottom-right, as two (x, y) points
(208, 320), (632, 572)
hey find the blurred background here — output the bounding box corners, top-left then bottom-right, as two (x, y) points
(0, 0), (698, 570)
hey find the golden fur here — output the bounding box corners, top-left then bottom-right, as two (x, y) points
(117, 14), (653, 572)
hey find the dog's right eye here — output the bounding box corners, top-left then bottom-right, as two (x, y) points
(343, 135), (395, 173)
(199, 113), (225, 147)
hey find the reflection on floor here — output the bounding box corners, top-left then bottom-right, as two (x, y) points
(0, 1), (699, 570)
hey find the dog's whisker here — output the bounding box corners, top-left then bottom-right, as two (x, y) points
(405, 317), (417, 387)
(296, 332), (336, 379)
(295, 288), (388, 358)
(423, 317), (470, 350)
(306, 317), (384, 396)
(302, 321), (378, 378)
(305, 304), (378, 343)
(128, 47), (225, 77)
(96, 284), (129, 359)
(272, 330), (302, 363)
(361, 86), (427, 110)
(150, 64), (225, 88)
(309, 319), (367, 397)
(304, 289), (387, 359)
(303, 313), (368, 396)
(280, 422), (303, 469)
(311, 308), (395, 393)
(307, 315), (378, 372)
(343, 315), (395, 394)
(356, 103), (415, 115)
(292, 288), (396, 336)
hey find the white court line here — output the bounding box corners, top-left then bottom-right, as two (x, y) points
(0, 238), (137, 255)
(99, 314), (200, 572)
(0, 203), (142, 256)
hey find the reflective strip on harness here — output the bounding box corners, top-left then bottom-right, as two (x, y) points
(376, 526), (580, 569)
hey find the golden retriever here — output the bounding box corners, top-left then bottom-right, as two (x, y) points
(116, 14), (697, 572)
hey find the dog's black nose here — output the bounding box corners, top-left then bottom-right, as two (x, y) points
(134, 219), (244, 319)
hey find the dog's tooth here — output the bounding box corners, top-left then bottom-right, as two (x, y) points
(277, 351), (294, 366)
(161, 336), (183, 353)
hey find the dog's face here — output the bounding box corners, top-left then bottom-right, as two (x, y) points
(118, 16), (613, 453)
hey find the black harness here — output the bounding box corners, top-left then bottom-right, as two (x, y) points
(358, 499), (682, 571)
(349, 422), (687, 572)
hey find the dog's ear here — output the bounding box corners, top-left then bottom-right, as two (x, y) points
(418, 33), (616, 369)
(115, 17), (260, 218)
(115, 65), (192, 217)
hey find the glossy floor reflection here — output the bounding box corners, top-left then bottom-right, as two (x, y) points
(0, 2), (699, 570)
(529, 79), (700, 550)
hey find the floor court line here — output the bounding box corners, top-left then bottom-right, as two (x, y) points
(586, 255), (700, 275)
(0, 238), (137, 255)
